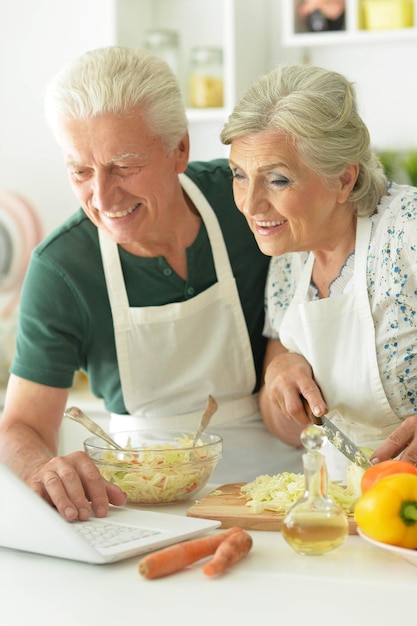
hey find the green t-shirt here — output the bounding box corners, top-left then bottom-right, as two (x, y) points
(11, 159), (270, 413)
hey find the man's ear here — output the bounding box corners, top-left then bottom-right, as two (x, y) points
(175, 133), (190, 173)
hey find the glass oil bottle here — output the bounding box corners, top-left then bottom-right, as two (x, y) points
(281, 425), (349, 555)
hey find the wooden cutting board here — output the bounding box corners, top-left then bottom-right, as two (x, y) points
(187, 483), (358, 534)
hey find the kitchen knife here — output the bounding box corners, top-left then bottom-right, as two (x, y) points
(301, 397), (371, 470)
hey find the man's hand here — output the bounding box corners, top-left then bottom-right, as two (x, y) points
(0, 376), (126, 520)
(30, 451), (127, 520)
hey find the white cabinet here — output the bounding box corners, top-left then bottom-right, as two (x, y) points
(282, 0), (417, 46)
(111, 0), (270, 160)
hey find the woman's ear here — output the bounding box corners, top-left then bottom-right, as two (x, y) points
(338, 163), (359, 202)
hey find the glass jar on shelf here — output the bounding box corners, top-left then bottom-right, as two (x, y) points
(188, 46), (224, 108)
(144, 29), (182, 81)
(360, 0), (414, 31)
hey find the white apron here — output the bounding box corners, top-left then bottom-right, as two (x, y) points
(99, 173), (303, 483)
(279, 216), (401, 482)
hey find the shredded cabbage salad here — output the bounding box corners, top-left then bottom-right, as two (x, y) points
(95, 435), (220, 504)
(241, 464), (364, 516)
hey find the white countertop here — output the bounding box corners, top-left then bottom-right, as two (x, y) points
(1, 384), (415, 622)
(1, 485), (416, 626)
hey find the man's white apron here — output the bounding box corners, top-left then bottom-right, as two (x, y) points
(99, 173), (303, 482)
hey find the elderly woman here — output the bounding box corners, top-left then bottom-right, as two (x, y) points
(221, 64), (417, 480)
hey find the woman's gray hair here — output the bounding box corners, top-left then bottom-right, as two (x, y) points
(221, 64), (386, 217)
(45, 46), (188, 151)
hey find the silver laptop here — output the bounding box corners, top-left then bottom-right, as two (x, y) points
(0, 463), (220, 564)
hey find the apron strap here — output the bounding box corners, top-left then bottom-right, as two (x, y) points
(179, 173), (233, 282)
(98, 229), (129, 312)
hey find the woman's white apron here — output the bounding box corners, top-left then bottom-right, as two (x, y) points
(279, 216), (401, 481)
(99, 173), (303, 482)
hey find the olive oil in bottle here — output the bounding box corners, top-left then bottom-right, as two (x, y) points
(282, 425), (348, 555)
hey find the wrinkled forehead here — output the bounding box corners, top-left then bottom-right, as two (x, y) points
(57, 113), (165, 167)
(229, 131), (301, 169)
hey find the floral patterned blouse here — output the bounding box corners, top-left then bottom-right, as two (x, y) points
(263, 182), (417, 419)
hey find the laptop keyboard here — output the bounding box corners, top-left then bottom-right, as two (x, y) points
(73, 520), (161, 549)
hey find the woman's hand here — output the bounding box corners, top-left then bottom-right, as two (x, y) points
(372, 416), (417, 467)
(259, 339), (328, 446)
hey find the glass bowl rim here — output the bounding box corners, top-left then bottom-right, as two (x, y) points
(83, 429), (223, 453)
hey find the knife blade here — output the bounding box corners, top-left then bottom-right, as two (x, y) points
(301, 397), (371, 469)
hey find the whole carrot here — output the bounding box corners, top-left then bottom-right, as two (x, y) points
(202, 529), (252, 577)
(138, 526), (244, 579)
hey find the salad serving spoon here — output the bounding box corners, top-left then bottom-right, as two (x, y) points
(192, 395), (218, 447)
(64, 406), (124, 450)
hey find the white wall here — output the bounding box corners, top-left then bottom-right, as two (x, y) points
(268, 3), (417, 152)
(0, 0), (115, 233)
(304, 40), (417, 152)
(0, 0), (416, 238)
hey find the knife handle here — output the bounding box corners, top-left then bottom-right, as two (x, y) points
(300, 396), (323, 426)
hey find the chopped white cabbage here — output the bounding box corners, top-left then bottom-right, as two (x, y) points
(241, 464), (364, 516)
(96, 435), (219, 503)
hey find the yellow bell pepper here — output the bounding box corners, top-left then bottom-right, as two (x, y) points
(354, 473), (417, 549)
